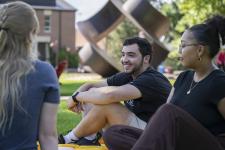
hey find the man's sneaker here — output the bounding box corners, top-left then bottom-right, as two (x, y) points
(58, 134), (66, 144)
(70, 137), (101, 146)
(58, 132), (102, 145)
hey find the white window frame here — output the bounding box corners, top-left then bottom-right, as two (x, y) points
(44, 15), (51, 33)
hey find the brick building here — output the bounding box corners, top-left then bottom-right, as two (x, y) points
(0, 0), (76, 62)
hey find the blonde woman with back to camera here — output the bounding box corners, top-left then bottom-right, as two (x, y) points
(0, 1), (59, 150)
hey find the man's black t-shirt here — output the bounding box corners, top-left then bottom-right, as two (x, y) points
(170, 70), (225, 135)
(107, 68), (171, 122)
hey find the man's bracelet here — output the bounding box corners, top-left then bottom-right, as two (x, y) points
(72, 92), (80, 103)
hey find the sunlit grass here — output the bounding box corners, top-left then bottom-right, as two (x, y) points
(170, 79), (175, 85)
(59, 73), (102, 96)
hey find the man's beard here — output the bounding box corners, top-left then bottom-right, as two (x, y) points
(124, 61), (143, 75)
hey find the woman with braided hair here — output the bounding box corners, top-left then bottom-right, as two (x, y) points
(0, 1), (59, 150)
(103, 15), (225, 150)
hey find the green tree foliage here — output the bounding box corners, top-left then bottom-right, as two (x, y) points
(160, 1), (183, 69)
(58, 48), (79, 68)
(176, 0), (225, 32)
(163, 0), (225, 70)
(50, 48), (79, 68)
(161, 2), (183, 42)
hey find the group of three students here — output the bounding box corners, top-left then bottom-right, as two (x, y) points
(0, 1), (225, 150)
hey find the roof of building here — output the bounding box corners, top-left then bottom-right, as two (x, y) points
(0, 0), (76, 11)
(57, 0), (76, 10)
(33, 0), (76, 11)
(0, 0), (55, 6)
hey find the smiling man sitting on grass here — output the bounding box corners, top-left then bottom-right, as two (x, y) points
(58, 37), (172, 145)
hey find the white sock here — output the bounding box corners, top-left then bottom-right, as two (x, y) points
(85, 134), (96, 140)
(64, 131), (79, 143)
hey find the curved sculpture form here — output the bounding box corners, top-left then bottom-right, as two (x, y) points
(76, 0), (124, 43)
(79, 43), (122, 77)
(151, 42), (169, 68)
(123, 0), (170, 38)
(142, 32), (170, 68)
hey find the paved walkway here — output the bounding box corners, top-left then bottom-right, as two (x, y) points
(60, 96), (70, 100)
(61, 72), (102, 81)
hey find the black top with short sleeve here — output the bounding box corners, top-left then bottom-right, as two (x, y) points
(107, 68), (171, 122)
(170, 70), (225, 135)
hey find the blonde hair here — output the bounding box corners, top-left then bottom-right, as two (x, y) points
(0, 1), (39, 134)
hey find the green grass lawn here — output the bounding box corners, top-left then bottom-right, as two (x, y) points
(60, 81), (85, 96)
(57, 73), (102, 134)
(57, 100), (82, 134)
(59, 72), (102, 96)
(57, 72), (176, 134)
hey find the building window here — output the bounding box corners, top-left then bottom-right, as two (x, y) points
(44, 15), (51, 33)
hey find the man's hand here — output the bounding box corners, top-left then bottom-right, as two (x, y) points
(67, 97), (83, 113)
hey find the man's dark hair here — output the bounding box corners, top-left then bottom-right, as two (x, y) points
(123, 37), (152, 63)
